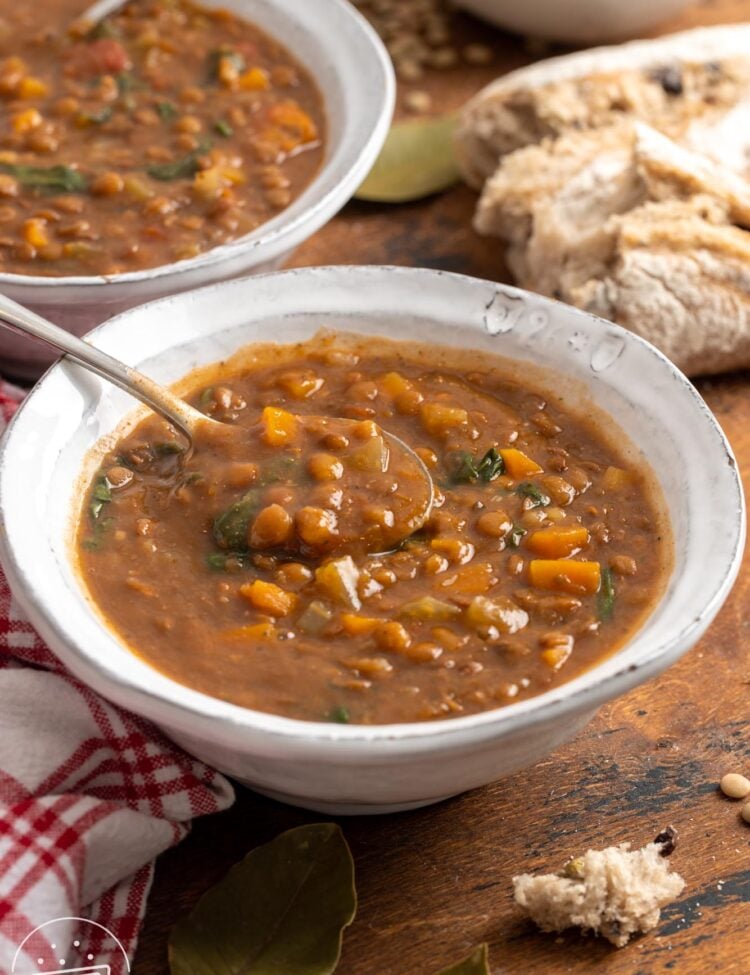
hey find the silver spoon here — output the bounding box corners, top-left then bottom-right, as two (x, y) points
(0, 293), (435, 554)
(75, 0), (129, 27)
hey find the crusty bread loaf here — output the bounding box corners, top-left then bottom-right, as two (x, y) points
(456, 25), (750, 376)
(456, 25), (750, 187)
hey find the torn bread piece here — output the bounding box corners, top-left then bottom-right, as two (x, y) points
(474, 121), (750, 375)
(456, 24), (750, 188)
(513, 836), (685, 947)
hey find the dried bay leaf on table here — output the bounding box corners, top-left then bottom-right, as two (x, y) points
(437, 943), (491, 974)
(169, 823), (356, 975)
(356, 116), (460, 203)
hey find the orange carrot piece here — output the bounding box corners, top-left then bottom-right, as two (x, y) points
(500, 448), (543, 478)
(529, 559), (601, 595)
(526, 526), (590, 559)
(239, 579), (297, 616)
(340, 614), (380, 636)
(260, 405), (297, 446)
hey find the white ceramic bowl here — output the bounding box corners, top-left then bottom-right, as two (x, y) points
(454, 0), (692, 43)
(0, 0), (393, 379)
(0, 266), (744, 814)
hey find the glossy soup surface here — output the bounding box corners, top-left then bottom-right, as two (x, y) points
(0, 0), (325, 276)
(77, 333), (671, 724)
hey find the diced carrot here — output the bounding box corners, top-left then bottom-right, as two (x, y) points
(22, 218), (48, 249)
(11, 108), (42, 133)
(260, 405), (297, 446)
(500, 448), (543, 478)
(341, 613), (380, 636)
(239, 66), (270, 90)
(420, 402), (469, 435)
(268, 100), (318, 143)
(602, 466), (634, 491)
(223, 622), (277, 641)
(276, 370), (323, 399)
(239, 579), (297, 616)
(438, 561), (496, 595)
(381, 371), (412, 397)
(541, 643), (573, 670)
(430, 537), (474, 565)
(526, 526), (590, 559)
(18, 76), (48, 99)
(529, 559), (601, 595)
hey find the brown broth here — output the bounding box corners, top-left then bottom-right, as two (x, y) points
(76, 332), (672, 724)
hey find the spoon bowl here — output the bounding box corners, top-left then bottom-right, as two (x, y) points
(0, 292), (434, 555)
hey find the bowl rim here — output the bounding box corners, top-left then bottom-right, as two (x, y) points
(0, 265), (745, 751)
(0, 0), (393, 291)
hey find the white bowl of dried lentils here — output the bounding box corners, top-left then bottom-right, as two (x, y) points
(0, 0), (393, 378)
(454, 0), (693, 44)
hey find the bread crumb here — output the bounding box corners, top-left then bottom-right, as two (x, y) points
(513, 840), (685, 947)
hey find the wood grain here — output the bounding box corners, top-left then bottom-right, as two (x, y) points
(133, 2), (750, 972)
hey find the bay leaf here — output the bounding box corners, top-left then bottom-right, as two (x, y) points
(437, 943), (490, 974)
(169, 823), (356, 975)
(355, 115), (460, 203)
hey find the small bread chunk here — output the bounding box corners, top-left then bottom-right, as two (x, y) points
(513, 841), (685, 947)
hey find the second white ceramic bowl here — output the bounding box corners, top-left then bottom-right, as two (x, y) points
(0, 267), (743, 813)
(0, 0), (394, 378)
(455, 0), (692, 43)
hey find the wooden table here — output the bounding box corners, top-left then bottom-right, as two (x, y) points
(134, 2), (750, 972)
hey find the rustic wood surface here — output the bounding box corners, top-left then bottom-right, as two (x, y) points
(134, 2), (750, 972)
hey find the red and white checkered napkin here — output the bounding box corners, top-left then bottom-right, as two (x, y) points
(0, 387), (235, 974)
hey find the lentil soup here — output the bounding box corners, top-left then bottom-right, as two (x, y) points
(0, 0), (325, 276)
(77, 332), (672, 724)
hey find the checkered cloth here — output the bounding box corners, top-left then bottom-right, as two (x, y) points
(0, 385), (234, 974)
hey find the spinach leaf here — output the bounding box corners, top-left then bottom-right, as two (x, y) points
(515, 482), (550, 508)
(508, 524), (526, 548)
(214, 119), (234, 138)
(476, 447), (504, 482)
(453, 452), (480, 483)
(147, 140), (211, 181)
(90, 474), (112, 520)
(453, 447), (505, 484)
(153, 440), (186, 457)
(0, 163), (87, 193)
(169, 823), (356, 975)
(437, 944), (490, 975)
(329, 706), (350, 724)
(598, 567), (616, 620)
(156, 100), (178, 120)
(213, 489), (261, 551)
(81, 516), (114, 551)
(259, 454), (300, 486)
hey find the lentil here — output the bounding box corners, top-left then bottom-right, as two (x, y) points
(720, 772), (750, 799)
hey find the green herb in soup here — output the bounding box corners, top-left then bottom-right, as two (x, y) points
(77, 333), (670, 725)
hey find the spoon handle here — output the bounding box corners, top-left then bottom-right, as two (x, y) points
(75, 0), (128, 26)
(0, 291), (203, 441)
